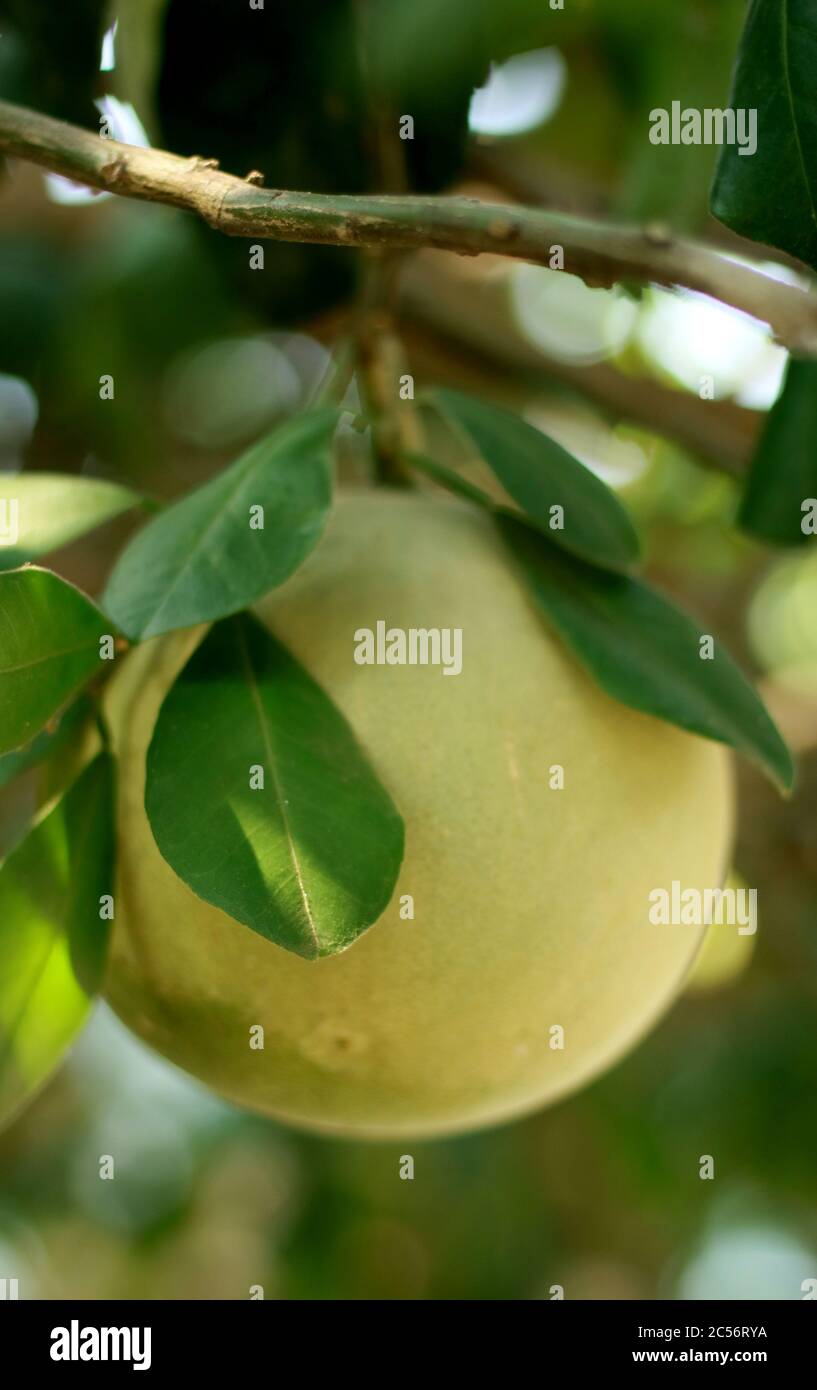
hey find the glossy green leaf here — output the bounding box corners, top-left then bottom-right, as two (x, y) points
(102, 409), (339, 641)
(0, 696), (92, 792)
(710, 0), (817, 269)
(145, 614), (405, 959)
(429, 389), (641, 572)
(739, 358), (817, 546)
(0, 753), (115, 1127)
(0, 567), (112, 755)
(0, 473), (140, 572)
(499, 514), (794, 794)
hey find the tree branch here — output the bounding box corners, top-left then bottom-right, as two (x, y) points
(398, 254), (760, 476)
(2, 97), (817, 354)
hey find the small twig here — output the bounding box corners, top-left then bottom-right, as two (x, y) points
(1, 98), (817, 353)
(354, 256), (420, 487)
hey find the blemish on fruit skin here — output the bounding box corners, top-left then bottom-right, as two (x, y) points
(299, 1019), (370, 1071)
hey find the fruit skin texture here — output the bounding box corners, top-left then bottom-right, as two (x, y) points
(103, 492), (734, 1139)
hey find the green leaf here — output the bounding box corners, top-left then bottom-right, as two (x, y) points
(102, 409), (339, 641)
(145, 614), (405, 960)
(0, 567), (112, 755)
(498, 514), (794, 794)
(428, 389), (641, 572)
(0, 473), (141, 572)
(710, 0), (817, 270)
(738, 358), (817, 546)
(0, 695), (92, 791)
(0, 752), (115, 1127)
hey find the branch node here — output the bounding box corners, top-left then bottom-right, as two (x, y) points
(101, 157), (128, 186)
(643, 220), (673, 249)
(488, 217), (519, 242)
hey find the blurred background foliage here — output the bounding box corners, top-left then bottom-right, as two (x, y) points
(0, 0), (815, 1299)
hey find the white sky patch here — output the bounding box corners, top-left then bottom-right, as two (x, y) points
(96, 95), (151, 148)
(511, 264), (638, 365)
(44, 96), (150, 206)
(469, 48), (566, 137)
(43, 173), (109, 206)
(100, 19), (118, 72)
(725, 253), (810, 292)
(636, 287), (787, 409)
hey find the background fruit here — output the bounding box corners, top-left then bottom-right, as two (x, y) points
(686, 871), (756, 992)
(103, 492), (734, 1138)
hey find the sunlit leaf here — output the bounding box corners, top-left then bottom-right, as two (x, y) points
(0, 473), (140, 572)
(145, 614), (405, 959)
(0, 753), (115, 1127)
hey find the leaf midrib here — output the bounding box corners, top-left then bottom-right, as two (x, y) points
(235, 623), (320, 954)
(0, 636), (101, 677)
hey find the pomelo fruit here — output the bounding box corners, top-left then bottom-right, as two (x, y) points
(103, 491), (734, 1138)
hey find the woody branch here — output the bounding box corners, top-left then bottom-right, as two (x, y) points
(1, 97), (817, 354)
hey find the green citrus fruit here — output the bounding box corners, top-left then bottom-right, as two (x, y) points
(103, 491), (734, 1138)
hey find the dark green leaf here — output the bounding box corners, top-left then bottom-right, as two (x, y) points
(429, 389), (641, 572)
(145, 614), (405, 960)
(0, 695), (92, 791)
(499, 514), (794, 794)
(739, 358), (817, 546)
(710, 0), (817, 269)
(102, 410), (338, 641)
(0, 567), (112, 755)
(0, 752), (115, 1127)
(0, 473), (140, 572)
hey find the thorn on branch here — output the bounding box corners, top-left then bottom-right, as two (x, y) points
(186, 155), (220, 173)
(488, 217), (519, 243)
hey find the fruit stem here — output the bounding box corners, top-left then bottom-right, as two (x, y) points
(354, 266), (421, 488)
